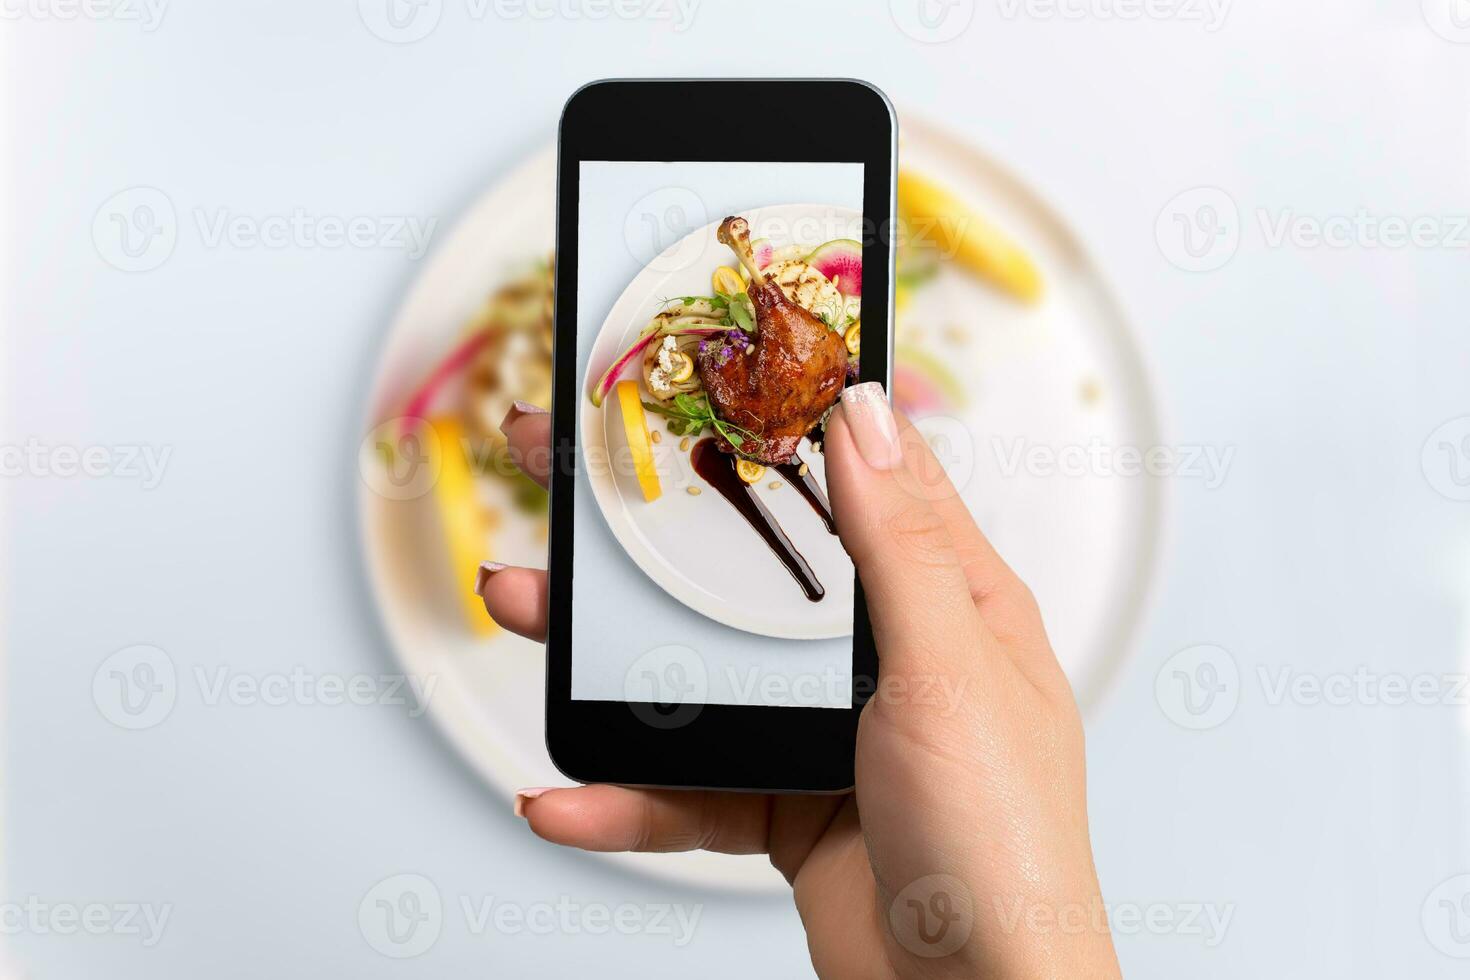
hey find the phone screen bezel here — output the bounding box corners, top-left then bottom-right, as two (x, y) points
(547, 78), (894, 792)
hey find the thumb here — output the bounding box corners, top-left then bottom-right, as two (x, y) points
(824, 383), (983, 679)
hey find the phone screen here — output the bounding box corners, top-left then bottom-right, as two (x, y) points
(572, 160), (867, 711)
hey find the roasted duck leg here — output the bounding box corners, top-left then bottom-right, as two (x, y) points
(697, 216), (850, 465)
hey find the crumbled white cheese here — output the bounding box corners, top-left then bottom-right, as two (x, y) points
(649, 367), (671, 392)
(656, 335), (677, 372)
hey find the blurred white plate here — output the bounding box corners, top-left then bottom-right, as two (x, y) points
(583, 204), (859, 641)
(358, 118), (1164, 894)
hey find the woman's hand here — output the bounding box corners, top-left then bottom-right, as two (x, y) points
(478, 386), (1121, 980)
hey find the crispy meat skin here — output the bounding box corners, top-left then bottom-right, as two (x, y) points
(697, 216), (849, 465)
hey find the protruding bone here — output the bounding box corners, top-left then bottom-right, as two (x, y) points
(717, 216), (765, 283)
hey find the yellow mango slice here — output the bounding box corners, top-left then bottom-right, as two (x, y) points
(898, 170), (1044, 303)
(425, 415), (497, 636)
(616, 380), (661, 502)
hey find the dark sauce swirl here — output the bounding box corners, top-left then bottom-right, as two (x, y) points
(775, 454), (835, 535)
(690, 438), (825, 602)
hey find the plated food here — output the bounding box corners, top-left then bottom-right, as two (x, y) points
(585, 212), (866, 610)
(360, 125), (1162, 887)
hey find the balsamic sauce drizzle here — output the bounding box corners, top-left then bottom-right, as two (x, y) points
(690, 439), (825, 602)
(775, 454), (836, 535)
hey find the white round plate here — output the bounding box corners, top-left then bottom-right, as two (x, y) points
(358, 118), (1164, 894)
(581, 205), (859, 640)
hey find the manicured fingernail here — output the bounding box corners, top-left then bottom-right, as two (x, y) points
(838, 383), (902, 470)
(513, 787), (553, 819)
(500, 401), (547, 434)
(474, 561), (508, 596)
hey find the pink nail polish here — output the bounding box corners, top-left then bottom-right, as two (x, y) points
(500, 401), (548, 434)
(513, 787), (553, 818)
(838, 382), (902, 470)
(474, 561), (508, 595)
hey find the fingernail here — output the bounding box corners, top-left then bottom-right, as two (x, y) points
(474, 561), (508, 595)
(838, 383), (902, 470)
(513, 787), (553, 819)
(500, 401), (547, 434)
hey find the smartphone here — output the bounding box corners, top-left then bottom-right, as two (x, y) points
(547, 79), (895, 792)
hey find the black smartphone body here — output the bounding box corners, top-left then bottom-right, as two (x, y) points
(547, 79), (896, 792)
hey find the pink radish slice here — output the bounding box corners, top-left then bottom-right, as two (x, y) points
(805, 239), (863, 297)
(399, 330), (492, 436)
(590, 326), (663, 406)
(891, 364), (947, 416)
(669, 326), (729, 338)
(750, 238), (774, 270)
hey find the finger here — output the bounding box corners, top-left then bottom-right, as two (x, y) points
(890, 411), (1045, 647)
(824, 383), (986, 679)
(474, 563), (548, 641)
(500, 402), (551, 488)
(516, 785), (773, 855)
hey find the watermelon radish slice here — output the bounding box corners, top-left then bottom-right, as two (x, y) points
(750, 237), (774, 271)
(399, 329), (491, 437)
(804, 239), (863, 297)
(589, 324), (660, 407)
(588, 324), (734, 406)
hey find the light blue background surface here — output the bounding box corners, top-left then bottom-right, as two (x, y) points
(4, 2), (1469, 977)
